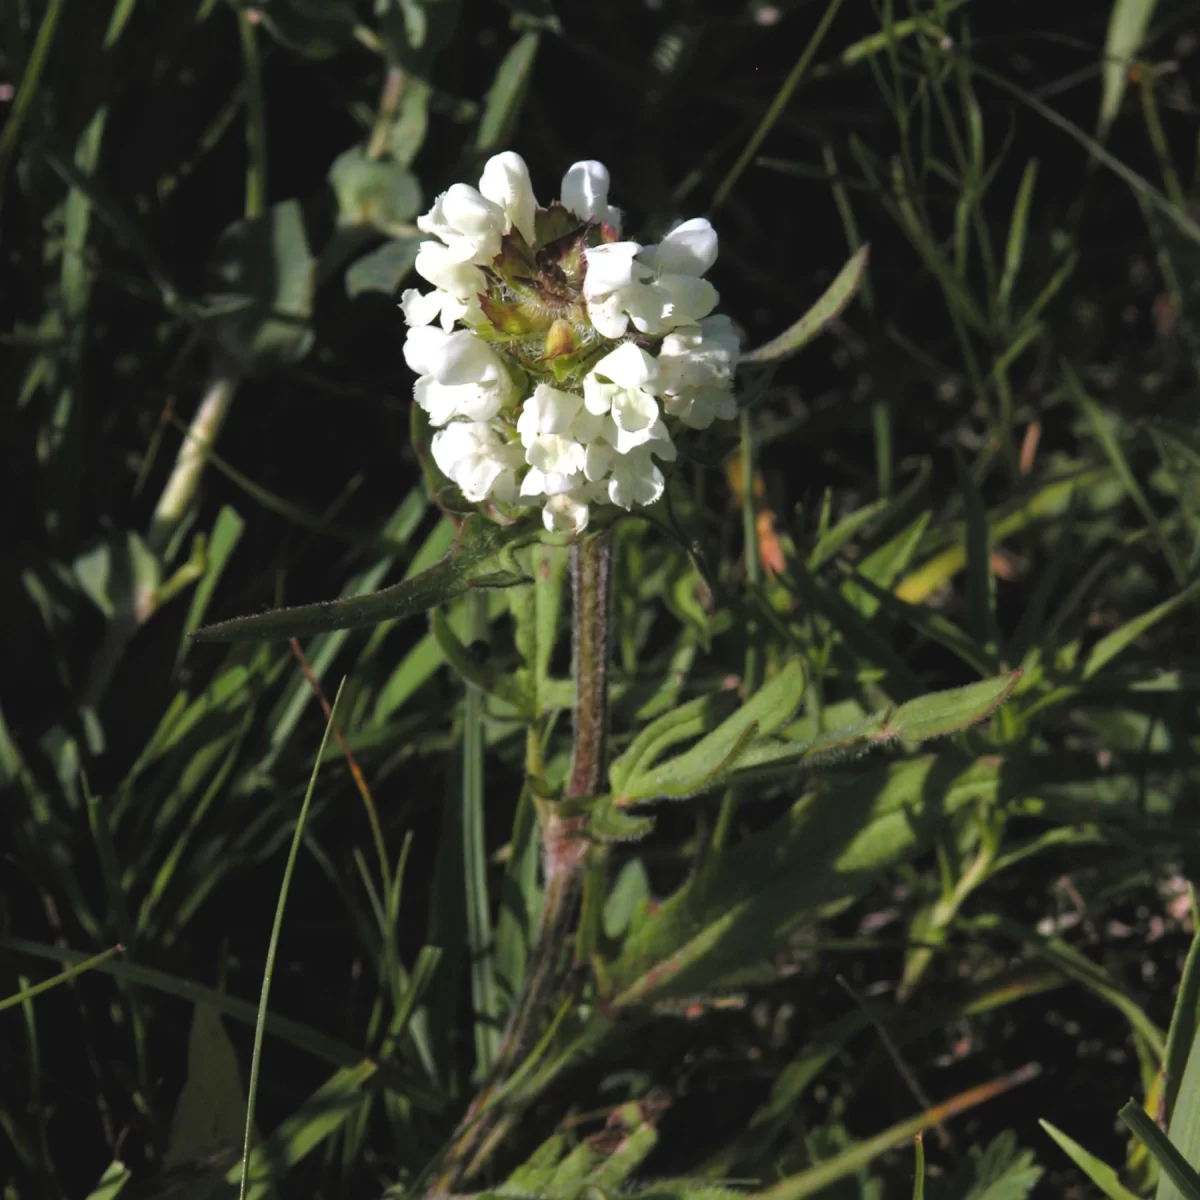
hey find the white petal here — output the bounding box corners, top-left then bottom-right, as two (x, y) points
(479, 151), (538, 245)
(561, 160), (612, 222)
(442, 184), (506, 254)
(414, 241), (485, 298)
(582, 242), (643, 299)
(543, 493), (589, 534)
(415, 377), (503, 425)
(591, 341), (660, 390)
(609, 454), (664, 509)
(583, 374), (615, 416)
(640, 217), (718, 276)
(400, 288), (443, 327)
(610, 387), (658, 434)
(521, 468), (549, 497)
(621, 282), (673, 336)
(586, 291), (630, 338)
(656, 274), (719, 327)
(584, 441), (615, 482)
(570, 407), (606, 443)
(414, 376), (461, 427)
(525, 383), (584, 434)
(527, 434), (586, 477)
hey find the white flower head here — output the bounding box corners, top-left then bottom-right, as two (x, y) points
(400, 151), (736, 536)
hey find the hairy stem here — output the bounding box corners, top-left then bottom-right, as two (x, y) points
(428, 532), (613, 1194)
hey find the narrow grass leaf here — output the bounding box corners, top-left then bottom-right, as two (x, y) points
(0, 0), (67, 211)
(712, 0), (847, 210)
(1083, 579), (1200, 680)
(1119, 1100), (1200, 1200)
(1039, 1121), (1141, 1200)
(0, 944), (123, 1014)
(755, 1065), (1040, 1200)
(237, 680), (343, 1199)
(1064, 360), (1188, 585)
(1163, 907), (1200, 1127)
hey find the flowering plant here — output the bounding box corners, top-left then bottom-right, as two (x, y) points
(401, 153), (738, 535)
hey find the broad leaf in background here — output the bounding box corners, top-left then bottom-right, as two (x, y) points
(329, 147), (422, 234)
(208, 199), (315, 371)
(164, 1001), (249, 1170)
(346, 236), (423, 297)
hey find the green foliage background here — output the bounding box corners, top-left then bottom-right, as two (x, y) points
(3, 0), (1200, 1197)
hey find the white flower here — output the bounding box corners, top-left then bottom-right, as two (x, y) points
(561, 160), (621, 230)
(431, 422), (524, 503)
(411, 241), (486, 329)
(418, 183), (507, 262)
(404, 327), (516, 425)
(542, 492), (590, 534)
(479, 151), (538, 245)
(516, 384), (593, 497)
(655, 314), (739, 429)
(638, 217), (719, 277)
(582, 243), (646, 299)
(608, 445), (670, 509)
(582, 343), (667, 452)
(581, 218), (719, 337)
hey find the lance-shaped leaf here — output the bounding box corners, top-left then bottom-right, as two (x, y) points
(608, 693), (739, 796)
(190, 518), (537, 643)
(615, 660), (805, 805)
(710, 670), (1024, 787)
(741, 245), (869, 365)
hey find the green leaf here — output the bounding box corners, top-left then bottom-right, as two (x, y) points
(345, 236), (422, 297)
(616, 660), (805, 804)
(1164, 904), (1200, 1128)
(1159, 1012), (1200, 1200)
(881, 671), (1021, 743)
(475, 32), (541, 156)
(329, 147), (422, 231)
(84, 1162), (130, 1200)
(190, 518), (539, 643)
(753, 1066), (1040, 1200)
(209, 199), (315, 372)
(249, 0), (356, 58)
(1118, 1099), (1200, 1200)
(1040, 1120), (1142, 1200)
(741, 246), (869, 365)
(1099, 0), (1160, 138)
(164, 1002), (250, 1170)
(608, 693), (738, 796)
(608, 755), (1002, 1005)
(73, 531), (160, 620)
(604, 859), (650, 939)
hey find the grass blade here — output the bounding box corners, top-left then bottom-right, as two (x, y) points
(1039, 1119), (1143, 1200)
(0, 944), (124, 1014)
(1120, 1100), (1200, 1200)
(236, 677), (343, 1199)
(712, 0), (848, 210)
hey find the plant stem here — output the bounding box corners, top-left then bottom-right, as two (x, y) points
(428, 531), (613, 1194)
(148, 356), (240, 557)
